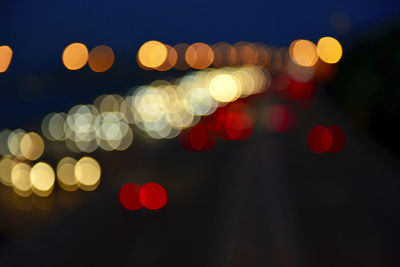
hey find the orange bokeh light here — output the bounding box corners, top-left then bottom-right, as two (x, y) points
(0, 45), (13, 73)
(317, 37), (343, 64)
(62, 43), (89, 70)
(174, 43), (190, 70)
(137, 40), (168, 69)
(155, 44), (178, 71)
(212, 42), (237, 67)
(256, 44), (271, 67)
(235, 42), (259, 66)
(185, 42), (214, 69)
(88, 45), (115, 72)
(289, 39), (318, 67)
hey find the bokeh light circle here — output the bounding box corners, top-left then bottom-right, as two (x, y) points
(0, 156), (16, 186)
(307, 126), (333, 154)
(209, 74), (240, 102)
(328, 125), (345, 153)
(224, 112), (254, 140)
(289, 39), (318, 67)
(30, 162), (55, 197)
(187, 124), (217, 151)
(11, 162), (32, 197)
(137, 41), (168, 69)
(57, 157), (79, 191)
(62, 43), (89, 70)
(119, 183), (142, 210)
(88, 45), (115, 72)
(0, 45), (13, 73)
(185, 43), (214, 69)
(155, 45), (178, 71)
(317, 37), (343, 64)
(20, 132), (45, 161)
(139, 183), (168, 210)
(75, 156), (101, 190)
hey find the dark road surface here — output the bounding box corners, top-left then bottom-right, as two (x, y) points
(0, 87), (399, 267)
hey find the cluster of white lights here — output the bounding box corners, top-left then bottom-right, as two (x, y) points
(42, 103), (133, 153)
(40, 66), (269, 148)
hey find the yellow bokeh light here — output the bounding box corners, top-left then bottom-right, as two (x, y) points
(317, 37), (343, 64)
(0, 156), (16, 186)
(30, 162), (55, 197)
(209, 73), (241, 102)
(75, 156), (101, 191)
(185, 42), (214, 69)
(137, 41), (168, 69)
(11, 162), (32, 197)
(20, 132), (44, 161)
(289, 39), (318, 67)
(0, 45), (13, 73)
(88, 45), (115, 72)
(57, 157), (78, 191)
(62, 43), (89, 70)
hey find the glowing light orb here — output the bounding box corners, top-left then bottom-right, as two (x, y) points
(62, 43), (89, 70)
(317, 37), (343, 64)
(137, 41), (168, 69)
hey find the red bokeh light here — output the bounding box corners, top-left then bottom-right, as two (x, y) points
(119, 183), (142, 210)
(284, 79), (315, 101)
(328, 125), (345, 153)
(203, 107), (231, 140)
(262, 105), (298, 132)
(178, 128), (192, 150)
(307, 126), (333, 154)
(203, 103), (255, 141)
(139, 183), (168, 210)
(179, 124), (217, 151)
(224, 111), (254, 140)
(188, 124), (208, 150)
